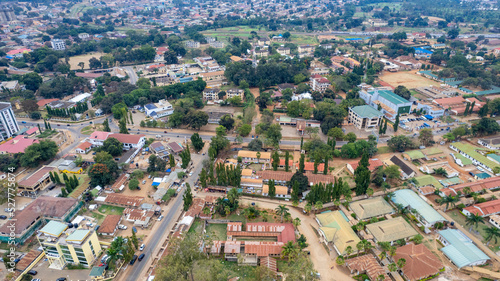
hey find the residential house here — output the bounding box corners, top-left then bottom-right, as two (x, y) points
(438, 229), (489, 268)
(97, 215), (121, 236)
(254, 49), (269, 57)
(238, 150), (271, 163)
(394, 243), (444, 281)
(203, 88), (221, 101)
(391, 189), (447, 228)
(311, 75), (330, 93)
(75, 142), (92, 154)
(350, 197), (394, 221)
(388, 156), (415, 180)
(449, 142), (497, 173)
(225, 88), (244, 100)
(348, 105), (384, 130)
(185, 41), (200, 48)
(102, 194), (144, 208)
(345, 255), (389, 281)
(167, 142), (184, 154)
(37, 221), (102, 269)
(462, 199), (500, 217)
(440, 176), (500, 197)
(0, 80), (20, 92)
(277, 47), (291, 56)
(315, 211), (361, 255)
(346, 158), (384, 174)
(144, 99), (174, 118)
(262, 184), (289, 198)
(365, 217), (417, 244)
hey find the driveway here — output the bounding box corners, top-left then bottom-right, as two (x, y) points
(32, 259), (91, 281)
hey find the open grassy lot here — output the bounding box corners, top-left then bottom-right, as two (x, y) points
(65, 52), (106, 70)
(379, 71), (442, 89)
(81, 124), (104, 135)
(205, 223), (227, 240)
(98, 204), (125, 215)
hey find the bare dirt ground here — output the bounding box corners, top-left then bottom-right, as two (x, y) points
(65, 52), (106, 70)
(379, 71), (442, 89)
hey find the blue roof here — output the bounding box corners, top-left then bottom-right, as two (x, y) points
(391, 189), (446, 225)
(414, 48), (433, 54)
(475, 172), (491, 179)
(424, 115), (433, 120)
(145, 104), (157, 110)
(439, 229), (489, 268)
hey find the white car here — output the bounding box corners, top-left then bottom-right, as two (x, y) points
(139, 244), (145, 251)
(189, 172), (193, 177)
(118, 225), (127, 230)
(158, 215), (164, 221)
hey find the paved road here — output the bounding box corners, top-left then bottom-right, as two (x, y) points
(123, 66), (139, 85)
(125, 151), (208, 281)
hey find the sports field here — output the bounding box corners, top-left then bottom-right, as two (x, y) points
(64, 52), (106, 70)
(379, 71), (442, 89)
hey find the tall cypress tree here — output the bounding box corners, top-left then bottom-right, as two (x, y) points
(394, 115), (399, 132)
(268, 180), (276, 198)
(285, 151), (290, 172)
(354, 153), (371, 196)
(324, 156), (329, 175)
(299, 154), (305, 173)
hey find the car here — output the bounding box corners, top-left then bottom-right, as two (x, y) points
(56, 278), (67, 281)
(67, 124), (70, 126)
(189, 172), (193, 177)
(164, 131), (167, 133)
(27, 270), (37, 275)
(118, 225), (127, 230)
(128, 128), (131, 130)
(0, 215), (7, 220)
(138, 253), (145, 261)
(101, 254), (109, 263)
(140, 244), (145, 251)
(148, 175), (152, 179)
(158, 215), (164, 221)
(90, 121), (93, 124)
(132, 111), (136, 113)
(142, 180), (146, 184)
(130, 255), (138, 265)
(32, 279), (41, 281)
(57, 124), (60, 126)
(146, 130), (149, 132)
(21, 121), (26, 124)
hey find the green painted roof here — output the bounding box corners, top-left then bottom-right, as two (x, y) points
(405, 150), (426, 160)
(439, 177), (464, 187)
(454, 153), (472, 165)
(40, 221), (68, 237)
(350, 105), (383, 119)
(452, 143), (498, 170)
(414, 175), (443, 189)
(423, 147), (443, 156)
(368, 89), (410, 105)
(66, 229), (90, 242)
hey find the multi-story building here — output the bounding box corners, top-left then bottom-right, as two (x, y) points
(37, 221), (102, 269)
(144, 99), (174, 118)
(298, 45), (314, 54)
(18, 166), (56, 198)
(0, 102), (19, 140)
(202, 88), (221, 101)
(254, 49), (269, 57)
(348, 105), (384, 130)
(277, 47), (291, 56)
(209, 41), (225, 48)
(359, 88), (412, 120)
(311, 76), (330, 93)
(51, 39), (66, 51)
(185, 41), (200, 48)
(225, 88), (244, 100)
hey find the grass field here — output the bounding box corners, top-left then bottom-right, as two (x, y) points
(98, 204), (125, 216)
(205, 223), (227, 240)
(81, 124), (104, 135)
(188, 218), (204, 235)
(379, 71), (442, 89)
(65, 52), (106, 70)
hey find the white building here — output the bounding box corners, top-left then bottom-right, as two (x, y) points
(291, 92), (312, 101)
(51, 39), (66, 50)
(185, 41), (200, 48)
(311, 77), (330, 93)
(0, 102), (19, 141)
(144, 99), (174, 119)
(87, 131), (146, 151)
(69, 93), (92, 103)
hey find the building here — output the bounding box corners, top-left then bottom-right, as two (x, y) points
(75, 142), (92, 154)
(0, 196), (80, 244)
(0, 80), (20, 92)
(254, 49), (269, 58)
(0, 102), (19, 140)
(87, 131), (146, 151)
(365, 217), (417, 244)
(478, 136), (500, 150)
(97, 215), (121, 236)
(18, 166), (56, 197)
(350, 197), (394, 221)
(202, 88), (221, 101)
(440, 176), (500, 197)
(50, 158), (83, 174)
(394, 243), (444, 281)
(438, 229), (489, 268)
(6, 48), (31, 59)
(298, 45), (314, 54)
(167, 142), (184, 154)
(37, 221), (102, 269)
(237, 150), (271, 163)
(311, 76), (330, 93)
(346, 158), (384, 174)
(315, 211), (360, 255)
(391, 189), (447, 228)
(185, 41), (200, 48)
(103, 193), (144, 208)
(262, 184), (289, 198)
(0, 135), (38, 155)
(209, 41), (225, 48)
(359, 88), (412, 120)
(277, 47), (291, 56)
(388, 156), (415, 179)
(415, 101), (445, 118)
(51, 39), (66, 50)
(449, 142), (498, 173)
(463, 199), (500, 217)
(144, 99), (174, 119)
(348, 105), (384, 130)
(256, 170), (337, 186)
(345, 255), (389, 281)
(225, 88), (244, 100)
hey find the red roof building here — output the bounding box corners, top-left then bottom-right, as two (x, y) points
(394, 243), (443, 281)
(440, 176), (500, 197)
(37, 98), (59, 107)
(0, 135), (38, 154)
(463, 199), (500, 217)
(346, 158), (384, 174)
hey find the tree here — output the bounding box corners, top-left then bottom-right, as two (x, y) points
(238, 124), (252, 137)
(394, 114), (399, 132)
(268, 180), (276, 198)
(272, 151), (280, 171)
(412, 234), (423, 244)
(186, 111), (209, 130)
(88, 163), (113, 187)
(180, 145), (191, 169)
(299, 154), (305, 173)
(293, 217), (301, 229)
(20, 140), (58, 167)
(472, 118), (500, 136)
(183, 183), (193, 211)
(22, 72), (43, 91)
(97, 137), (123, 157)
(397, 258), (406, 270)
(394, 85), (411, 100)
(190, 133), (204, 152)
(285, 151), (290, 172)
(418, 129), (434, 147)
(328, 127), (344, 140)
(344, 132), (357, 143)
(388, 263), (398, 272)
(265, 123), (282, 148)
(434, 167), (448, 177)
(119, 117), (128, 134)
(314, 201), (323, 211)
(248, 139), (263, 151)
(448, 28), (460, 39)
(465, 213), (485, 231)
(354, 153), (371, 195)
(387, 135), (414, 152)
(484, 226), (500, 245)
(275, 205), (289, 223)
(103, 119), (111, 132)
(438, 195), (459, 211)
(219, 114), (235, 131)
(128, 178), (139, 190)
(21, 99), (38, 114)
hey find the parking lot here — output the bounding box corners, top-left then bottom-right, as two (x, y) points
(31, 259), (91, 281)
(399, 115), (457, 134)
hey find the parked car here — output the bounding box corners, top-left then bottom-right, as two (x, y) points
(139, 244), (145, 251)
(101, 254), (109, 263)
(130, 255), (138, 265)
(56, 278), (67, 281)
(158, 215), (164, 221)
(27, 270), (37, 275)
(118, 225), (127, 230)
(0, 215), (8, 220)
(138, 253), (145, 261)
(142, 180), (146, 184)
(21, 121), (26, 124)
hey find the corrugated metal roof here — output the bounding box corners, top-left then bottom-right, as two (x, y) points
(392, 189), (446, 225)
(439, 229), (489, 268)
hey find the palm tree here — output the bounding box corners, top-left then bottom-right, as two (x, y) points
(397, 258), (406, 269)
(388, 246), (397, 257)
(386, 191), (395, 200)
(438, 195), (459, 211)
(281, 241), (299, 261)
(366, 188), (374, 197)
(275, 204), (289, 223)
(256, 152), (261, 163)
(314, 201), (323, 211)
(465, 213), (485, 231)
(356, 241), (364, 254)
(388, 263), (397, 272)
(293, 217), (301, 229)
(336, 255), (345, 266)
(378, 251), (387, 261)
(304, 203), (312, 214)
(484, 226), (500, 245)
(345, 246), (353, 257)
(463, 186), (471, 196)
(363, 240), (373, 252)
(261, 210), (269, 222)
